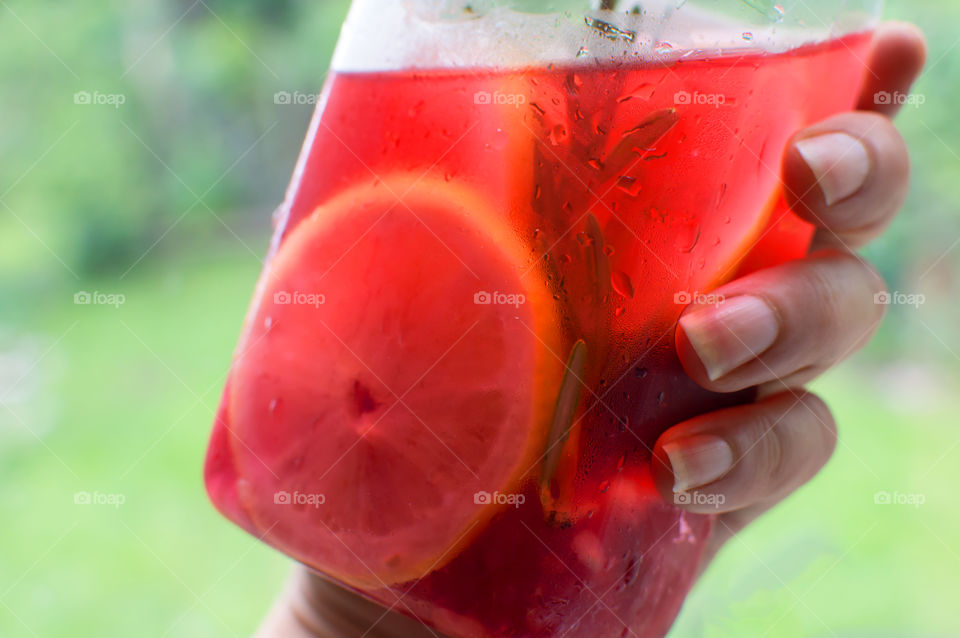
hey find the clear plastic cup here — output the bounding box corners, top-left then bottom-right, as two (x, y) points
(206, 2), (882, 637)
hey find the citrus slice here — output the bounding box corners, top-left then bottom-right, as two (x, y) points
(694, 185), (794, 292)
(226, 174), (563, 588)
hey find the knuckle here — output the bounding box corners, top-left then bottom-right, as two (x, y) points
(739, 405), (785, 490)
(796, 254), (850, 335)
(797, 392), (837, 448)
(802, 251), (889, 338)
(865, 117), (911, 209)
(752, 392), (836, 496)
(788, 392), (838, 480)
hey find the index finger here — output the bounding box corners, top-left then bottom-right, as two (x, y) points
(856, 21), (928, 117)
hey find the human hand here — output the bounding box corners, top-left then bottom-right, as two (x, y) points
(654, 21), (926, 566)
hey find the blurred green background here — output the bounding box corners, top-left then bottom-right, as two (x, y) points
(1, 0), (958, 636)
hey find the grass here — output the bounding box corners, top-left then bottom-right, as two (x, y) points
(0, 245), (286, 637)
(2, 244), (959, 637)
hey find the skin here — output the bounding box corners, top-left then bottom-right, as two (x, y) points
(256, 23), (928, 638)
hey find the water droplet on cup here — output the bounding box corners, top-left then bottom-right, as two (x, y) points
(655, 41), (674, 54)
(611, 271), (635, 299)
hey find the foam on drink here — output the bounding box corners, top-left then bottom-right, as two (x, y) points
(332, 0), (875, 72)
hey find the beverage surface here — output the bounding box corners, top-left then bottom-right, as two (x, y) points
(331, 0), (866, 72)
(206, 14), (874, 638)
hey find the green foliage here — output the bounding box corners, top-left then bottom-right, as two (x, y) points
(0, 0), (351, 280)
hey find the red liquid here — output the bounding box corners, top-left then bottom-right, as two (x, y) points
(206, 31), (872, 638)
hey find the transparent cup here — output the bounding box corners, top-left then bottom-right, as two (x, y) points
(205, 2), (882, 637)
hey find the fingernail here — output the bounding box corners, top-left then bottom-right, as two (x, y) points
(795, 132), (870, 206)
(679, 295), (779, 381)
(662, 435), (734, 493)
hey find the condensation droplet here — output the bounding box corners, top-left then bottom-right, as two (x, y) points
(548, 124), (568, 146)
(611, 271), (635, 299)
(616, 175), (643, 197)
(617, 82), (655, 104)
(490, 127), (508, 151)
(655, 41), (674, 55)
(673, 224), (701, 253)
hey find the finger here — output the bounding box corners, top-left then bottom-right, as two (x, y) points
(651, 391), (837, 515)
(676, 249), (886, 392)
(856, 22), (928, 117)
(782, 111), (910, 250)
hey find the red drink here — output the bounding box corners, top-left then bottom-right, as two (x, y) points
(205, 6), (873, 637)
